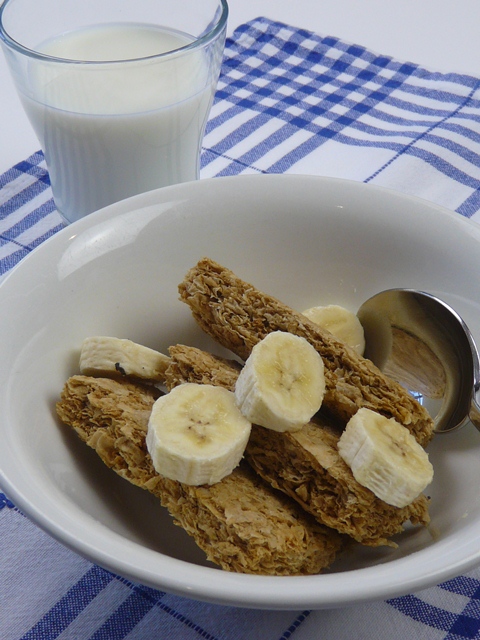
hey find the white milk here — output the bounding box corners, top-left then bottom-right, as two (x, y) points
(20, 24), (216, 222)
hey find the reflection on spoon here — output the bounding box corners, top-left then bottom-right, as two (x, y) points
(357, 289), (480, 434)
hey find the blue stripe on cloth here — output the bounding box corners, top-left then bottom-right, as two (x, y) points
(201, 17), (480, 216)
(151, 605), (220, 639)
(88, 580), (222, 640)
(2, 199), (58, 240)
(387, 594), (458, 632)
(0, 180), (52, 222)
(0, 216), (64, 276)
(94, 583), (312, 640)
(277, 611), (311, 639)
(0, 492), (15, 509)
(388, 577), (480, 639)
(151, 598), (222, 640)
(0, 151), (63, 276)
(201, 148), (264, 175)
(20, 566), (115, 639)
(457, 188), (480, 216)
(364, 78), (480, 183)
(0, 241), (31, 275)
(88, 589), (158, 640)
(206, 37), (421, 164)
(442, 575), (480, 599)
(0, 151), (49, 190)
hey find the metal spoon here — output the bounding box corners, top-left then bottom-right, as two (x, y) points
(357, 289), (480, 434)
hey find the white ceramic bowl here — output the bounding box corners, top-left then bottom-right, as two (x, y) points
(1, 174), (480, 610)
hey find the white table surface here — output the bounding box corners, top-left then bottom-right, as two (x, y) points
(1, 0), (480, 174)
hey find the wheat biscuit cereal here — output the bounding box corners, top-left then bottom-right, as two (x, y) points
(178, 258), (434, 447)
(56, 374), (343, 575)
(165, 344), (430, 546)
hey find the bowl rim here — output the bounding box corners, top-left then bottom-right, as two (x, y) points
(2, 173), (480, 610)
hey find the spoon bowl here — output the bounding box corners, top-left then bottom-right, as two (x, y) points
(357, 289), (480, 434)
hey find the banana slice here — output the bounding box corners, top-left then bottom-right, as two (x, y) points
(234, 331), (325, 433)
(80, 336), (170, 382)
(146, 383), (251, 485)
(302, 304), (365, 355)
(337, 407), (433, 508)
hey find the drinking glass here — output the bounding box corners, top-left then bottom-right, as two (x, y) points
(0, 0), (228, 223)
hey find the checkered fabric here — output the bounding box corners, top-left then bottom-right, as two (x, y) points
(201, 18), (480, 218)
(2, 16), (480, 640)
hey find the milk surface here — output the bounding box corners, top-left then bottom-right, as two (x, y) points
(20, 24), (215, 222)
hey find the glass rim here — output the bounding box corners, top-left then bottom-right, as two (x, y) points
(0, 0), (228, 64)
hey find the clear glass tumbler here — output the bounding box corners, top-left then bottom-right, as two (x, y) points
(0, 0), (228, 223)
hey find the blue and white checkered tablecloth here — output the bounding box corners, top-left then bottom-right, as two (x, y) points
(3, 16), (480, 640)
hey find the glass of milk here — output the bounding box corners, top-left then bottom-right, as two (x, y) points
(0, 0), (228, 223)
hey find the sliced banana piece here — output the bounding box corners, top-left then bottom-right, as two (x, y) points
(80, 336), (170, 382)
(337, 407), (433, 508)
(302, 304), (365, 355)
(234, 331), (325, 433)
(146, 383), (251, 485)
